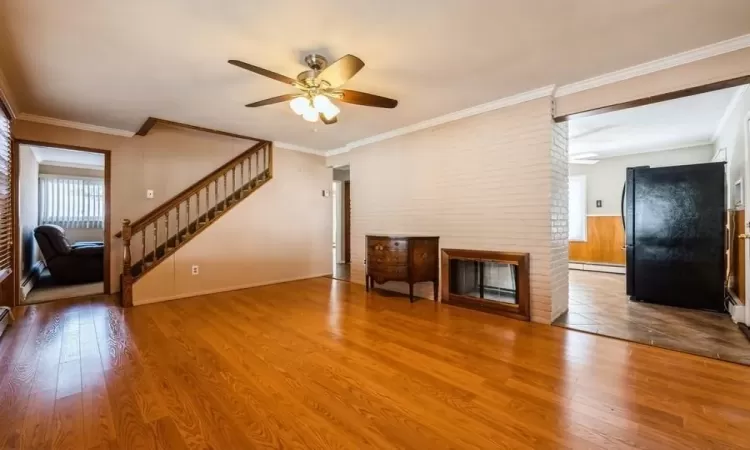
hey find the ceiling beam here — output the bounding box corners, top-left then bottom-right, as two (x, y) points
(554, 74), (750, 123)
(135, 117), (270, 142)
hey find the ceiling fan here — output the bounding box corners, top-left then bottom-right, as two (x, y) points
(228, 54), (397, 125)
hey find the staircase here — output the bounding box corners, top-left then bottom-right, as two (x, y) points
(118, 140), (273, 306)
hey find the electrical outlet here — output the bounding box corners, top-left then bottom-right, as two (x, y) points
(191, 265), (199, 275)
(146, 189), (154, 199)
(596, 200), (602, 208)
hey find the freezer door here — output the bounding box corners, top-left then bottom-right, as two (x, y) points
(630, 163), (725, 310)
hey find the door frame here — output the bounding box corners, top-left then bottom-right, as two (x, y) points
(12, 139), (112, 304)
(744, 111), (750, 324)
(333, 180), (344, 263)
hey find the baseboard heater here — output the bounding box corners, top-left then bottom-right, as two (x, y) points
(569, 262), (626, 274)
(0, 307), (12, 339)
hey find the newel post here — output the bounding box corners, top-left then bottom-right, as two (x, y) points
(121, 219), (134, 307)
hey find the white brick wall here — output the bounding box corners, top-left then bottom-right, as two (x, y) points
(331, 97), (569, 323)
(549, 120), (569, 321)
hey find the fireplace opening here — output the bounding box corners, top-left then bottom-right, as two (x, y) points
(441, 249), (530, 321)
(449, 259), (518, 303)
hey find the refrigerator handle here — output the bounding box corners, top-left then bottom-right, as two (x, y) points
(620, 183), (626, 231)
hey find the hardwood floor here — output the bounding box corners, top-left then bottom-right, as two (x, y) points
(2, 277), (750, 449)
(557, 270), (750, 365)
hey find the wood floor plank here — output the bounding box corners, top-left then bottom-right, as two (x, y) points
(2, 278), (750, 449)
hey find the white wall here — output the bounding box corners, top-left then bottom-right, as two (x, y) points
(18, 145), (39, 276)
(326, 97), (569, 324)
(715, 86), (750, 207)
(569, 145), (714, 216)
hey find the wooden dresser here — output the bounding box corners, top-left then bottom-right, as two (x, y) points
(365, 235), (440, 302)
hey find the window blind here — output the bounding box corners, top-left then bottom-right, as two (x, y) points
(0, 104), (11, 275)
(39, 175), (104, 229)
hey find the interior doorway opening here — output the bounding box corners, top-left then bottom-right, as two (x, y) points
(332, 166), (351, 281)
(17, 143), (110, 305)
(559, 83), (750, 366)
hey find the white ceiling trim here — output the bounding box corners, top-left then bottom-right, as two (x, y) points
(712, 84), (749, 142)
(592, 140), (714, 160)
(273, 141), (324, 155)
(556, 33), (750, 97)
(325, 85), (556, 156)
(0, 68), (19, 118)
(17, 113), (135, 137)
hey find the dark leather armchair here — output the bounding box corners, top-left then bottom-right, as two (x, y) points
(34, 225), (104, 285)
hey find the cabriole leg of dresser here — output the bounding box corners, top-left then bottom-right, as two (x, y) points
(409, 283), (414, 303)
(433, 281), (438, 302)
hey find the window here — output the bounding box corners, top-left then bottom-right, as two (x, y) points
(39, 175), (104, 228)
(569, 175), (587, 241)
(0, 102), (11, 275)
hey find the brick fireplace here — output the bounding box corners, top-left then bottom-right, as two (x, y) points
(440, 249), (530, 321)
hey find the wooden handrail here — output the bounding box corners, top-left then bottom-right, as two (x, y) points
(115, 141), (269, 237)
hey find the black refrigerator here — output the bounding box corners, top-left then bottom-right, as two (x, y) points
(622, 162), (726, 311)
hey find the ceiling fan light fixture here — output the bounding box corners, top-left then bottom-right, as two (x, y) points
(313, 95), (340, 120)
(302, 107), (319, 122)
(289, 97), (310, 115)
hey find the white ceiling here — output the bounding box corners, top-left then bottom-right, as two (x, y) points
(2, 1), (750, 151)
(29, 145), (105, 170)
(569, 85), (747, 158)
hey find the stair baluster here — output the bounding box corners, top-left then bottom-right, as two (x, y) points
(152, 222), (157, 264)
(122, 219), (133, 307)
(215, 180), (219, 214)
(165, 213), (169, 250)
(240, 159), (245, 197)
(204, 187), (209, 224)
(224, 172), (229, 211)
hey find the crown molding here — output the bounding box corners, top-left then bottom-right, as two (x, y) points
(572, 140), (714, 161)
(0, 68), (19, 119)
(274, 141), (324, 155)
(556, 34), (750, 97)
(17, 113), (135, 137)
(712, 84), (749, 142)
(325, 85), (556, 156)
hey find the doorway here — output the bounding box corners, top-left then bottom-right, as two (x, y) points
(331, 166), (351, 281)
(15, 143), (111, 305)
(558, 83), (750, 365)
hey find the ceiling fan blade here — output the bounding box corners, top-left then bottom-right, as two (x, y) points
(338, 90), (398, 108)
(320, 113), (338, 125)
(228, 60), (297, 85)
(245, 94), (299, 107)
(316, 54), (364, 88)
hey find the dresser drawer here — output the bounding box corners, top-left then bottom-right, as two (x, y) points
(368, 238), (408, 262)
(369, 265), (408, 280)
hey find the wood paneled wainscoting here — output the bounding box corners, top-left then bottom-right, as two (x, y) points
(569, 215), (625, 265)
(731, 209), (745, 304)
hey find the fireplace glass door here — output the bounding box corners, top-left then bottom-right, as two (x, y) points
(448, 259), (518, 305)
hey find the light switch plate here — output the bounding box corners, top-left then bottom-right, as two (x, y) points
(146, 189), (154, 199)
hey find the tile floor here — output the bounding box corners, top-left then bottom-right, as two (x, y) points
(555, 270), (750, 365)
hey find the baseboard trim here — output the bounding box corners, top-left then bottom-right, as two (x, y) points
(569, 262), (626, 274)
(20, 261), (46, 301)
(740, 323), (750, 343)
(132, 273), (333, 306)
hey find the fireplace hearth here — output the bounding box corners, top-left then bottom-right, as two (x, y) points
(440, 249), (530, 321)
